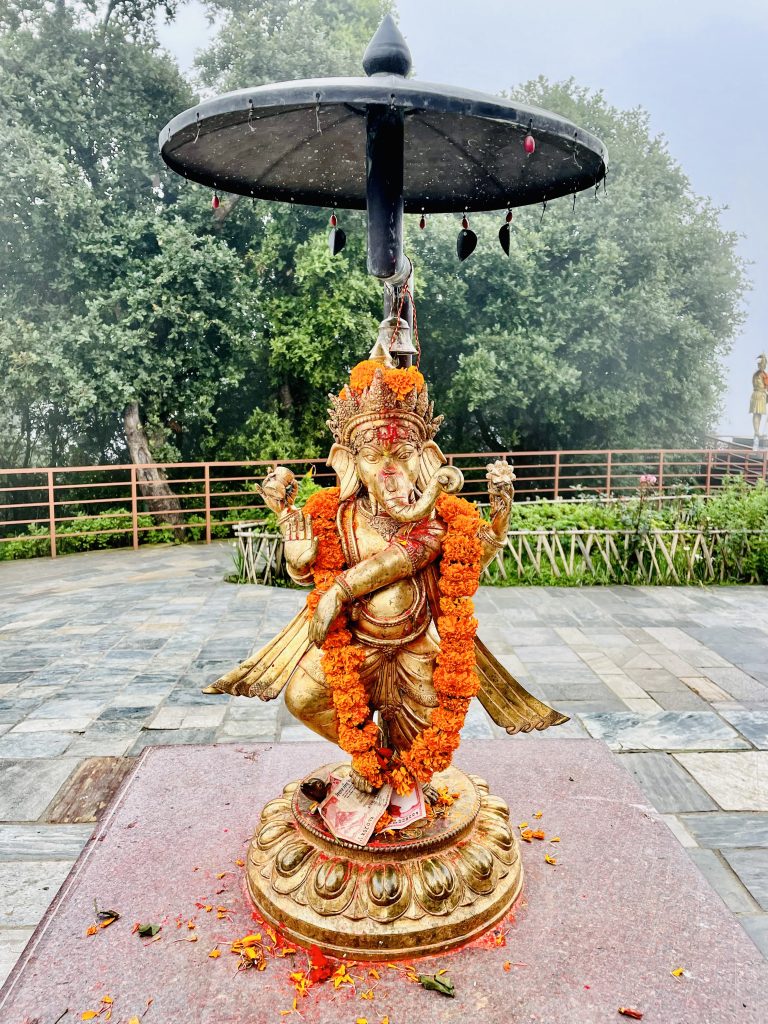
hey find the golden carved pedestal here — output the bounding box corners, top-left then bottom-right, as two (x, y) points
(246, 763), (523, 961)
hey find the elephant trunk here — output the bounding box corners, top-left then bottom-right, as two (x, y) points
(382, 466), (464, 523)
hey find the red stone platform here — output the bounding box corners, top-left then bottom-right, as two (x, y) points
(1, 739), (766, 1023)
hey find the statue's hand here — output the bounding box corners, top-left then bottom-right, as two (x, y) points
(282, 510), (318, 573)
(309, 584), (344, 647)
(486, 460), (516, 541)
(255, 466), (298, 518)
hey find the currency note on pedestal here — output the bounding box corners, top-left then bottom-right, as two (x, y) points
(385, 784), (427, 831)
(319, 772), (393, 846)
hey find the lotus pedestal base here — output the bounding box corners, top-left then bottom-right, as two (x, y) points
(245, 763), (523, 961)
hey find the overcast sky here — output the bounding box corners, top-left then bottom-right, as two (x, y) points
(158, 0), (768, 438)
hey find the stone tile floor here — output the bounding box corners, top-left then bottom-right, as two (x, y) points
(1, 543), (768, 982)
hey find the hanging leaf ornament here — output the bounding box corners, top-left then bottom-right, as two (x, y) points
(328, 212), (346, 255)
(524, 133), (536, 154)
(457, 215), (477, 262)
(498, 209), (513, 255)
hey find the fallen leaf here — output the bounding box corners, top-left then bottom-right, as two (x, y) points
(96, 909), (120, 923)
(545, 853), (558, 865)
(618, 1009), (644, 1020)
(208, 948), (221, 958)
(418, 973), (455, 998)
(137, 923), (161, 938)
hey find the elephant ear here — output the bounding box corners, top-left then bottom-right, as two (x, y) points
(327, 443), (359, 501)
(417, 440), (447, 493)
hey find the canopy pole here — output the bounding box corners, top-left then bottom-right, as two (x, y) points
(366, 104), (407, 285)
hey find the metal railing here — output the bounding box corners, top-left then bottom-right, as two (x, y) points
(1, 448), (766, 559)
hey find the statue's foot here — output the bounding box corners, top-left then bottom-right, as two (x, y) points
(421, 783), (439, 806)
(201, 684), (222, 694)
(350, 768), (376, 795)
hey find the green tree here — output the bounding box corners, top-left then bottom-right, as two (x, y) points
(409, 80), (747, 452)
(0, 0), (265, 535)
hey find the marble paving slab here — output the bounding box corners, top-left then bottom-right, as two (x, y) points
(0, 759), (81, 821)
(676, 752), (768, 811)
(681, 812), (768, 848)
(616, 752), (718, 813)
(723, 850), (768, 911)
(0, 860), (75, 927)
(0, 825), (93, 861)
(719, 708), (768, 749)
(579, 711), (750, 751)
(1, 740), (767, 1024)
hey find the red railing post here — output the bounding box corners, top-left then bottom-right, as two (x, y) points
(705, 450), (713, 496)
(204, 464), (212, 544)
(130, 466), (139, 549)
(47, 469), (57, 558)
(605, 451), (612, 496)
(553, 451), (561, 499)
(658, 451), (664, 493)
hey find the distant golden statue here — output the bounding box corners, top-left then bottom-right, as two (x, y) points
(750, 353), (768, 448)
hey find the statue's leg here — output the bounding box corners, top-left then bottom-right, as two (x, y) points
(284, 645), (339, 744)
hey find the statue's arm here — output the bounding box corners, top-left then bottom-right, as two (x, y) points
(307, 518), (445, 646)
(480, 461), (515, 568)
(338, 517), (445, 600)
(280, 508), (318, 585)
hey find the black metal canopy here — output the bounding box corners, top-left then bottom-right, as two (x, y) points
(159, 77), (606, 215)
(159, 14), (607, 290)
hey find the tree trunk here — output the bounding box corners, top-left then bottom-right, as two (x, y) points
(122, 402), (185, 530)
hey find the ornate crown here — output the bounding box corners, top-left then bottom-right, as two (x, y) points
(327, 337), (443, 447)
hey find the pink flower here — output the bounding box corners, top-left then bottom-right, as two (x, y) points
(639, 474), (658, 486)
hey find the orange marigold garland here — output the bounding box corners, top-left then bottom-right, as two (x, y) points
(399, 493), (482, 784)
(302, 488), (385, 788)
(302, 486), (483, 794)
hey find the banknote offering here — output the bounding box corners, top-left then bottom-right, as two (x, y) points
(319, 771), (393, 846)
(385, 784), (427, 831)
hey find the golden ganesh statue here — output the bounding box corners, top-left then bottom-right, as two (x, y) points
(208, 335), (567, 959)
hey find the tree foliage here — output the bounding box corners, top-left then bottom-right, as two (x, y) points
(411, 80), (746, 452)
(0, 4), (748, 470)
